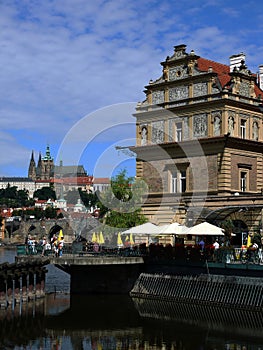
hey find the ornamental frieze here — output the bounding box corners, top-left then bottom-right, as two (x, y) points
(169, 86), (189, 101)
(240, 113), (249, 120)
(239, 82), (250, 97)
(193, 114), (207, 138)
(193, 82), (208, 97)
(152, 90), (165, 105)
(152, 120), (165, 144)
(169, 65), (188, 81)
(168, 119), (175, 142)
(183, 117), (189, 140)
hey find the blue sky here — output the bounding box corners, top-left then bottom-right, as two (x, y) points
(1, 0), (263, 178)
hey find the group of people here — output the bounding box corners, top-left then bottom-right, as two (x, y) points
(197, 232), (263, 263)
(50, 234), (64, 257)
(244, 232), (262, 262)
(25, 233), (64, 257)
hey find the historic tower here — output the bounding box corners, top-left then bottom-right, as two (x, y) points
(28, 145), (54, 181)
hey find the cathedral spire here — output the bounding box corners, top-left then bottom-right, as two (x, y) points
(30, 150), (34, 161)
(28, 151), (36, 180)
(37, 152), (42, 167)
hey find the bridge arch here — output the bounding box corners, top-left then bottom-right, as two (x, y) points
(48, 224), (63, 240)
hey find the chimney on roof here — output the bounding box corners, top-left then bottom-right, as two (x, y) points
(258, 65), (263, 90)
(229, 53), (246, 72)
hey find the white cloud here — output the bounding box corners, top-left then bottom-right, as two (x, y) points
(0, 0), (262, 176)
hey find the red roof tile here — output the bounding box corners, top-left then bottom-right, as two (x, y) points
(93, 178), (110, 184)
(51, 176), (93, 185)
(197, 57), (230, 75)
(197, 57), (230, 88)
(197, 57), (263, 97)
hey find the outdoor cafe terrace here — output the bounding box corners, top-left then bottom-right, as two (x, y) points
(15, 221), (263, 265)
(17, 240), (263, 266)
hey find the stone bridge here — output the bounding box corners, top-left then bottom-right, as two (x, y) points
(4, 215), (100, 244)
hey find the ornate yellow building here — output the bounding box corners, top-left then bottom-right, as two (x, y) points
(131, 44), (263, 243)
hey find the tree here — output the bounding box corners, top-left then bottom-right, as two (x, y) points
(44, 206), (58, 219)
(65, 188), (101, 208)
(13, 206), (59, 220)
(33, 187), (56, 200)
(80, 190), (99, 208)
(0, 185), (34, 207)
(98, 169), (148, 228)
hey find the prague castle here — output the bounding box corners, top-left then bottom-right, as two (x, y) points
(0, 146), (105, 199)
(131, 44), (263, 243)
(28, 145), (87, 181)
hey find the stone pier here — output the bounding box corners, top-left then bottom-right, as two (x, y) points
(0, 261), (47, 309)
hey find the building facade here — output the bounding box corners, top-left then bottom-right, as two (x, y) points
(0, 177), (44, 198)
(131, 44), (263, 241)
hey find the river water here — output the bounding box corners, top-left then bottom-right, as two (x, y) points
(0, 248), (263, 349)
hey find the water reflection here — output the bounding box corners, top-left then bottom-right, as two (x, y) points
(0, 249), (262, 349)
(0, 292), (262, 349)
(0, 247), (16, 264)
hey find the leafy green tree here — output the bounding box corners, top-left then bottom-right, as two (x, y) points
(33, 187), (56, 200)
(0, 185), (34, 207)
(80, 190), (99, 208)
(65, 188), (100, 208)
(98, 169), (148, 228)
(44, 206), (58, 219)
(13, 206), (59, 220)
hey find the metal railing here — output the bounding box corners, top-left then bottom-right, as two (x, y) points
(16, 243), (263, 264)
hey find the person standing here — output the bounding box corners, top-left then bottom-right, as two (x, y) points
(199, 238), (205, 252)
(58, 237), (64, 257)
(213, 239), (220, 261)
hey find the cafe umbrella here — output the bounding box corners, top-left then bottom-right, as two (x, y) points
(99, 232), (105, 245)
(187, 222), (225, 236)
(92, 232), (97, 243)
(117, 232), (123, 247)
(129, 233), (135, 245)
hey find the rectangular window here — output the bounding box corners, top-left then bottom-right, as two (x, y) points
(240, 171), (247, 192)
(170, 170), (187, 193)
(171, 172), (177, 193)
(240, 119), (246, 139)
(180, 170), (186, 192)
(175, 122), (182, 141)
